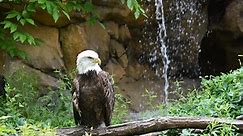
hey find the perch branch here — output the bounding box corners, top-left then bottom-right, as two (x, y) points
(57, 117), (243, 136)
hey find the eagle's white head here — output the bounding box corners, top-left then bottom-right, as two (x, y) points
(76, 50), (102, 74)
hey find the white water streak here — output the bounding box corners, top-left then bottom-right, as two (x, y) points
(155, 0), (170, 104)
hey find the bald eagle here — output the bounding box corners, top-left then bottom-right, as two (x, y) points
(72, 50), (115, 128)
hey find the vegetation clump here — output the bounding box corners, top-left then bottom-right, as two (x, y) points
(168, 67), (243, 118)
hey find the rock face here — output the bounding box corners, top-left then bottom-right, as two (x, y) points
(4, 61), (59, 94)
(0, 0), (242, 111)
(104, 60), (126, 82)
(20, 25), (64, 71)
(32, 8), (70, 27)
(60, 24), (88, 70)
(163, 0), (208, 78)
(61, 22), (110, 71)
(199, 0), (243, 75)
(223, 0), (243, 33)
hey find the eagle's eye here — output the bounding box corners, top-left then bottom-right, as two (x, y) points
(87, 56), (93, 59)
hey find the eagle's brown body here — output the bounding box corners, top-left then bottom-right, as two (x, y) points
(72, 70), (114, 128)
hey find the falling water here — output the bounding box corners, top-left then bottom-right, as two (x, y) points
(155, 0), (170, 104)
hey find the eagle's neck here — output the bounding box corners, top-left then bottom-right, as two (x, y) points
(77, 64), (102, 74)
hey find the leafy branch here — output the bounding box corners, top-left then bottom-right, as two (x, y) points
(121, 0), (146, 19)
(0, 0), (144, 59)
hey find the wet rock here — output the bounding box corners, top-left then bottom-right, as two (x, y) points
(223, 0), (243, 33)
(105, 21), (119, 39)
(119, 25), (132, 42)
(163, 0), (208, 78)
(126, 61), (146, 80)
(110, 40), (128, 68)
(117, 78), (200, 112)
(61, 22), (110, 71)
(199, 0), (243, 75)
(20, 25), (65, 71)
(104, 60), (125, 82)
(117, 78), (163, 112)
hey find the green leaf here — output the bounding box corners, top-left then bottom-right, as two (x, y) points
(38, 0), (46, 4)
(2, 20), (12, 29)
(26, 35), (36, 45)
(26, 18), (35, 25)
(10, 24), (17, 33)
(26, 2), (36, 12)
(66, 2), (75, 11)
(19, 34), (27, 43)
(0, 116), (12, 120)
(20, 19), (25, 26)
(46, 1), (53, 14)
(22, 10), (28, 18)
(134, 10), (140, 19)
(62, 11), (70, 20)
(16, 14), (21, 21)
(6, 11), (19, 19)
(52, 9), (59, 22)
(16, 51), (27, 60)
(13, 32), (21, 40)
(127, 0), (133, 10)
(83, 1), (93, 12)
(87, 16), (96, 25)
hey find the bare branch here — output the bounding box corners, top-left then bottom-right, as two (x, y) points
(57, 117), (243, 136)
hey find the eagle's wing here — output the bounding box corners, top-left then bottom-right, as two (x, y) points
(98, 71), (115, 126)
(72, 76), (82, 125)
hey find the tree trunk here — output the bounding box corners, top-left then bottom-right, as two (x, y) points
(57, 117), (243, 136)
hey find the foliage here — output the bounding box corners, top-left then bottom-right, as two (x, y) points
(161, 68), (243, 135)
(202, 121), (239, 136)
(142, 88), (158, 109)
(0, 69), (74, 135)
(0, 68), (132, 135)
(167, 68), (243, 118)
(0, 0), (144, 59)
(121, 0), (145, 19)
(139, 68), (243, 135)
(111, 93), (130, 124)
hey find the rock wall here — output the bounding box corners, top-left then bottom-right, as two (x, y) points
(199, 0), (243, 75)
(0, 0), (241, 110)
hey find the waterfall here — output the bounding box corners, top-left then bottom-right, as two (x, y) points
(155, 0), (170, 104)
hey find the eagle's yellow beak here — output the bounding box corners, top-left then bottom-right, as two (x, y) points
(93, 58), (101, 65)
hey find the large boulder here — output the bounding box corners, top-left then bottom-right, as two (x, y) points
(94, 4), (145, 25)
(163, 0), (208, 78)
(61, 22), (111, 71)
(104, 60), (125, 82)
(110, 40), (128, 68)
(223, 0), (243, 33)
(32, 8), (70, 27)
(4, 61), (59, 94)
(20, 25), (65, 71)
(119, 25), (132, 42)
(60, 24), (88, 71)
(105, 21), (119, 39)
(199, 0), (243, 75)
